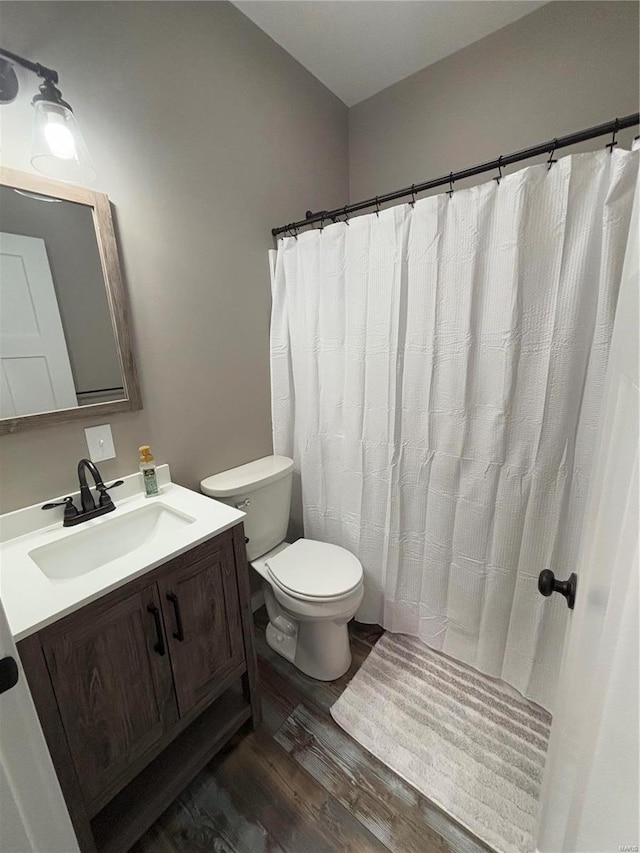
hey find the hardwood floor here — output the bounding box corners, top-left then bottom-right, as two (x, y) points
(133, 609), (491, 853)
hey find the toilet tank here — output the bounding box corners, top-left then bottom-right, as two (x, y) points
(200, 455), (294, 561)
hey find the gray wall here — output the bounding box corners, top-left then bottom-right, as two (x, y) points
(0, 187), (123, 399)
(349, 2), (640, 202)
(1, 1), (638, 517)
(0, 1), (348, 512)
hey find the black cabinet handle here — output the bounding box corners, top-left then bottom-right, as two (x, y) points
(166, 592), (185, 641)
(147, 604), (166, 655)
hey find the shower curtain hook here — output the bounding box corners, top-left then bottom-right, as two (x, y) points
(319, 214), (325, 232)
(494, 156), (503, 185)
(342, 205), (350, 225)
(547, 139), (558, 170)
(410, 184), (417, 207)
(375, 196), (380, 217)
(447, 172), (454, 198)
(606, 118), (619, 153)
(293, 223), (299, 240)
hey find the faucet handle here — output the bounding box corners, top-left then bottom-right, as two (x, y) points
(105, 480), (124, 490)
(42, 496), (74, 509)
(42, 496), (78, 521)
(97, 480), (124, 508)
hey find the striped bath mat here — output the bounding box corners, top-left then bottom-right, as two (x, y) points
(331, 633), (551, 853)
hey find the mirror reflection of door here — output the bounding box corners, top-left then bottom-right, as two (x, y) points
(0, 232), (77, 417)
(0, 185), (126, 418)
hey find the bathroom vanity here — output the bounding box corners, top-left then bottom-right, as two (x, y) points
(0, 467), (260, 852)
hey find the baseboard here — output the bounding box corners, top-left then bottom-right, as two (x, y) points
(251, 590), (265, 613)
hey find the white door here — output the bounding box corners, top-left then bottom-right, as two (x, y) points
(0, 597), (79, 852)
(535, 176), (639, 851)
(0, 232), (77, 417)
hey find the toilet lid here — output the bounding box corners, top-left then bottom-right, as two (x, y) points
(265, 539), (363, 600)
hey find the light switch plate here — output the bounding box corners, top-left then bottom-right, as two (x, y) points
(85, 424), (116, 462)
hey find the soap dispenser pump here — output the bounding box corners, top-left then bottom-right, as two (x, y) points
(139, 445), (159, 497)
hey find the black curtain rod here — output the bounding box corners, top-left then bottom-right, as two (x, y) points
(272, 113), (640, 237)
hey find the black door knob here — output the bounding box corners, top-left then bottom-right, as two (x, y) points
(0, 656), (19, 694)
(538, 569), (577, 610)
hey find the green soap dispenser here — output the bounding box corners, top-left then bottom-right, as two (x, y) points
(139, 445), (160, 497)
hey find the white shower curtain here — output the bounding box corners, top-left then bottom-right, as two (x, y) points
(271, 148), (638, 710)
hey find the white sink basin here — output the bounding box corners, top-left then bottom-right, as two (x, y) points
(0, 467), (247, 642)
(29, 503), (196, 579)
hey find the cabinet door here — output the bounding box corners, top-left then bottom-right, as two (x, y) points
(158, 534), (245, 717)
(42, 583), (177, 811)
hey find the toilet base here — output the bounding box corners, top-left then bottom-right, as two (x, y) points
(265, 620), (297, 665)
(266, 616), (352, 681)
(256, 556), (364, 683)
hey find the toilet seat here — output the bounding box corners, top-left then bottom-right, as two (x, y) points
(265, 538), (363, 602)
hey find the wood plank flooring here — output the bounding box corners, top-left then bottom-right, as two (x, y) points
(133, 609), (491, 853)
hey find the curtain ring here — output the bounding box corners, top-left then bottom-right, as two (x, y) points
(409, 184), (417, 207)
(494, 156), (503, 185)
(342, 205), (350, 225)
(447, 172), (454, 198)
(547, 139), (558, 170)
(319, 215), (325, 232)
(293, 223), (299, 240)
(375, 196), (380, 217)
(607, 118), (619, 153)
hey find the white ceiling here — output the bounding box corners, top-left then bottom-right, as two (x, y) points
(233, 1), (548, 106)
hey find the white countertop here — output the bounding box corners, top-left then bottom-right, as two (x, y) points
(0, 465), (245, 641)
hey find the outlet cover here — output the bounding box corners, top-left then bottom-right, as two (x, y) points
(85, 424), (116, 462)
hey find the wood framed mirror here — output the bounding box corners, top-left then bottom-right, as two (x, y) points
(0, 167), (141, 434)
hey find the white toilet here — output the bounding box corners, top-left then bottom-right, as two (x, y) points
(200, 455), (364, 681)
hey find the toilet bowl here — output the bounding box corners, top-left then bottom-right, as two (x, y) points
(252, 538), (364, 680)
(200, 456), (364, 681)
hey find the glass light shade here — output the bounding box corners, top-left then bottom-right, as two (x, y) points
(31, 100), (96, 184)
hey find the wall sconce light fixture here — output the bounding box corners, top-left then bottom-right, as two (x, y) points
(0, 46), (96, 184)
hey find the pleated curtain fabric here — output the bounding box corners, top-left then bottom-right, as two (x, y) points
(271, 149), (639, 711)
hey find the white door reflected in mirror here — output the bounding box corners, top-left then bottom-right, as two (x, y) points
(0, 231), (77, 417)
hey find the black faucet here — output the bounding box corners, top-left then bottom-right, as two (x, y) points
(78, 458), (108, 512)
(42, 459), (124, 527)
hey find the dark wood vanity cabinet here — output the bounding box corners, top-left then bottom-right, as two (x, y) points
(17, 524), (260, 853)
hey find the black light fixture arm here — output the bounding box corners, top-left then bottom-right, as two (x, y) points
(0, 46), (58, 84)
(273, 112), (640, 237)
(0, 46), (71, 110)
